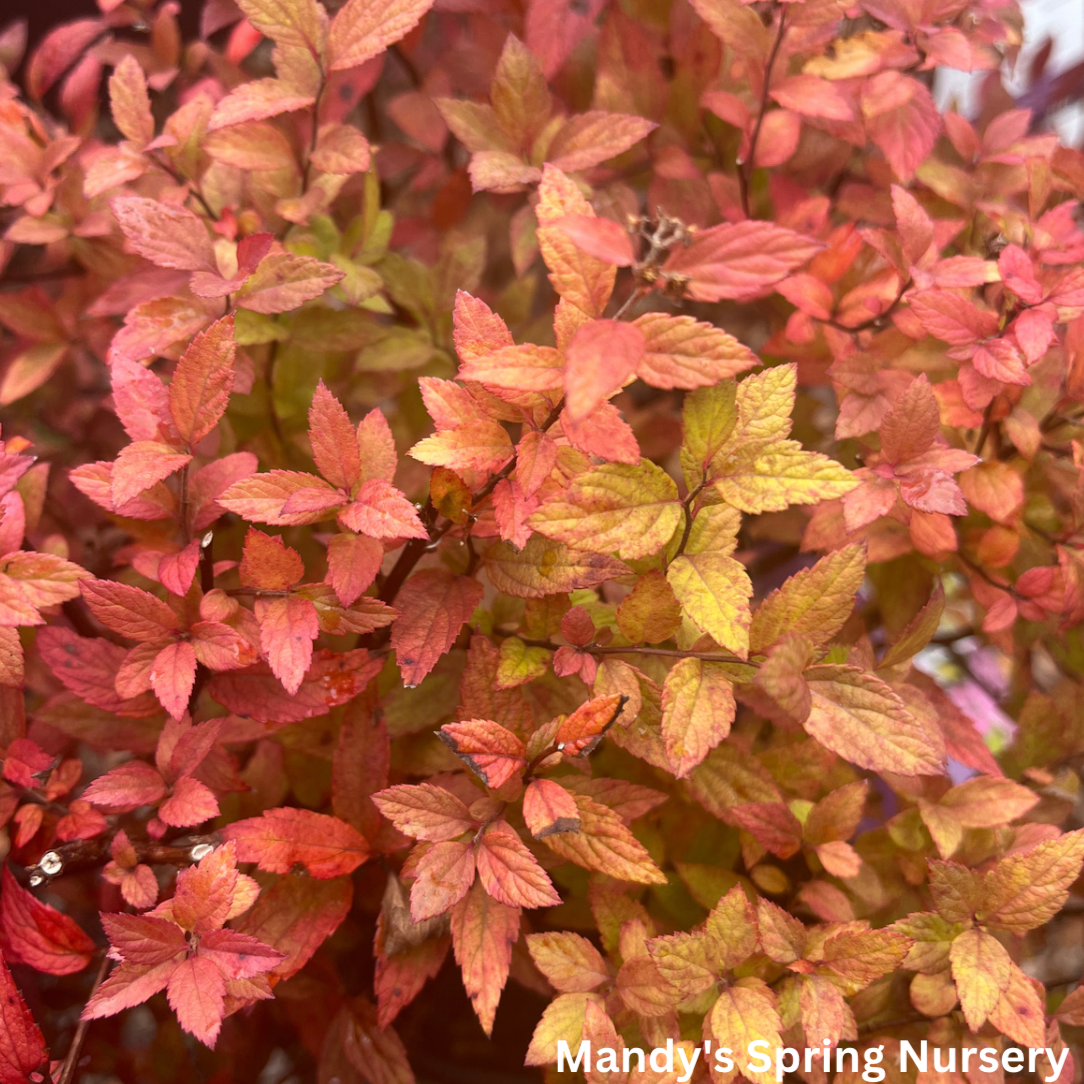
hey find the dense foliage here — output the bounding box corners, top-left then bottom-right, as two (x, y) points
(1, 0), (1084, 1080)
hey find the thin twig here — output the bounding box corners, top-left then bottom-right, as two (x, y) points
(672, 476), (707, 561)
(56, 953), (110, 1084)
(302, 76), (328, 192)
(738, 4), (788, 219)
(973, 400), (995, 457)
(826, 278), (911, 334)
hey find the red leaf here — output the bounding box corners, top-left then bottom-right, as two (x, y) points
(326, 532), (383, 607)
(26, 17), (104, 99)
(100, 912), (186, 966)
(0, 865), (95, 975)
(337, 480), (428, 540)
(2, 738), (53, 788)
(158, 539), (201, 597)
(82, 761), (168, 813)
(197, 929), (285, 980)
(223, 807), (371, 878)
(861, 71), (940, 181)
(110, 442), (192, 510)
(167, 954), (226, 1048)
(390, 570), (484, 687)
(207, 649), (383, 724)
(150, 640), (197, 720)
(171, 842), (255, 935)
(662, 221), (823, 302)
(255, 595), (319, 696)
(309, 382), (362, 492)
(158, 776), (220, 828)
(82, 959), (178, 1021)
(0, 949), (47, 1084)
(232, 874), (353, 981)
(550, 215), (636, 266)
(168, 315), (236, 447)
(437, 719), (527, 789)
(38, 628), (161, 716)
(80, 579), (179, 643)
(564, 319), (646, 421)
(449, 879), (520, 1036)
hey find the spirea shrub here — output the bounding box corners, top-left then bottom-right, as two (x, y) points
(1, 0), (1084, 1081)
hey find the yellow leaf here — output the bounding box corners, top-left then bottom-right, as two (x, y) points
(803, 665), (946, 776)
(918, 800), (963, 859)
(484, 536), (629, 598)
(648, 885), (755, 998)
(495, 637), (550, 689)
(681, 382), (737, 486)
(529, 460), (682, 561)
(236, 0), (325, 53)
(526, 932), (609, 993)
(667, 552), (752, 659)
(327, 0), (435, 71)
(939, 776), (1039, 828)
(713, 440), (858, 514)
(820, 927), (911, 988)
(661, 658), (736, 778)
(616, 569), (682, 644)
(978, 829), (1084, 933)
(949, 927), (1011, 1032)
(543, 795), (667, 885)
(524, 991), (600, 1066)
(750, 544), (867, 653)
(709, 983), (783, 1084)
(892, 911), (963, 974)
(727, 363), (797, 451)
(683, 503), (742, 557)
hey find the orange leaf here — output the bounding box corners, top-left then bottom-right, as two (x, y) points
(168, 316), (236, 447)
(223, 807), (371, 879)
(390, 570), (483, 687)
(555, 694), (626, 757)
(438, 719), (527, 789)
(475, 824), (561, 909)
(449, 878), (520, 1036)
(255, 595), (319, 696)
(523, 779), (581, 839)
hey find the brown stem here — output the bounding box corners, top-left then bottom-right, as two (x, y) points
(55, 952), (110, 1084)
(973, 400), (995, 456)
(826, 278), (911, 334)
(672, 476), (707, 561)
(151, 151), (217, 221)
(302, 76), (328, 192)
(739, 5), (788, 219)
(26, 834), (221, 887)
(504, 632), (748, 666)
